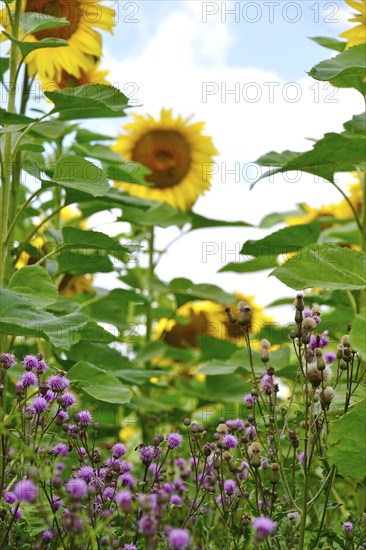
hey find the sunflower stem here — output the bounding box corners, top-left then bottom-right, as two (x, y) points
(0, 0), (23, 287)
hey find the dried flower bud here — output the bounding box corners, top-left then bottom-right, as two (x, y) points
(290, 329), (298, 340)
(217, 423), (228, 434)
(270, 463), (280, 484)
(320, 387), (335, 410)
(251, 455), (261, 469)
(238, 304), (252, 327)
(183, 417), (191, 426)
(261, 349), (269, 363)
(341, 335), (351, 347)
(260, 339), (271, 350)
(311, 306), (321, 317)
(302, 317), (317, 330)
(295, 310), (303, 324)
(339, 360), (348, 371)
(249, 442), (261, 456)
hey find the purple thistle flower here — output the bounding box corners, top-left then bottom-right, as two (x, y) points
(78, 466), (94, 482)
(171, 494), (182, 506)
(261, 459), (269, 469)
(122, 545), (137, 550)
(0, 353), (16, 368)
(61, 392), (76, 408)
(76, 410), (92, 426)
(116, 489), (133, 513)
(121, 472), (135, 488)
(51, 496), (63, 511)
(57, 410), (69, 422)
(12, 507), (22, 521)
(140, 445), (156, 465)
(102, 487), (114, 500)
(112, 442), (127, 458)
(298, 451), (305, 464)
(66, 478), (88, 500)
(36, 360), (48, 374)
(168, 528), (190, 550)
(4, 491), (16, 504)
(56, 462), (65, 472)
(48, 375), (70, 392)
(261, 373), (273, 394)
(138, 514), (158, 536)
(303, 308), (312, 318)
(44, 389), (55, 402)
(342, 522), (353, 532)
(42, 530), (53, 541)
(319, 330), (329, 347)
(23, 355), (39, 371)
(119, 460), (133, 474)
(252, 516), (277, 540)
(14, 479), (38, 502)
(224, 479), (236, 496)
(313, 315), (321, 324)
(222, 434), (238, 449)
(175, 457), (185, 468)
(167, 432), (183, 449)
(324, 351), (337, 364)
(244, 394), (256, 407)
(22, 371), (37, 388)
(32, 396), (48, 413)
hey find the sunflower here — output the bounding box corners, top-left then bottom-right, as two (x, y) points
(0, 0), (115, 80)
(340, 0), (366, 48)
(155, 293), (272, 350)
(41, 57), (109, 91)
(286, 179), (362, 226)
(112, 109), (218, 212)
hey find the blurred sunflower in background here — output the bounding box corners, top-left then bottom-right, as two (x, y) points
(340, 0), (366, 48)
(286, 177), (362, 227)
(0, 0), (115, 80)
(155, 293), (272, 350)
(41, 57), (110, 90)
(112, 109), (218, 212)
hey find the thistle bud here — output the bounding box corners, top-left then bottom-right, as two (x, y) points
(249, 442), (261, 456)
(320, 387), (335, 410)
(337, 345), (344, 359)
(295, 310), (303, 324)
(339, 360), (348, 371)
(225, 307), (237, 324)
(238, 304), (252, 327)
(251, 455), (261, 469)
(341, 335), (350, 347)
(270, 463), (280, 484)
(294, 294), (304, 311)
(260, 339), (271, 350)
(217, 423), (228, 434)
(302, 317), (317, 331)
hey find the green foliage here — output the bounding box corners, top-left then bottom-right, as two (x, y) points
(68, 361), (131, 404)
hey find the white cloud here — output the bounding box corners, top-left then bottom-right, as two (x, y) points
(96, 6), (363, 319)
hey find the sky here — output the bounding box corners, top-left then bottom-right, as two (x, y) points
(92, 0), (362, 320)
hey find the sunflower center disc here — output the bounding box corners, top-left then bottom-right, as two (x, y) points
(132, 130), (191, 188)
(25, 0), (81, 40)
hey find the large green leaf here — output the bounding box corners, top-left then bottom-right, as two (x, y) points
(8, 265), (58, 307)
(328, 399), (366, 481)
(160, 278), (234, 305)
(254, 131), (366, 185)
(309, 44), (366, 93)
(241, 223), (321, 257)
(350, 314), (366, 360)
(21, 12), (70, 37)
(62, 227), (128, 261)
(80, 288), (145, 324)
(52, 155), (109, 197)
(271, 245), (366, 291)
(190, 212), (251, 230)
(120, 202), (190, 228)
(2, 31), (67, 56)
(68, 361), (131, 404)
(46, 84), (130, 120)
(57, 250), (114, 275)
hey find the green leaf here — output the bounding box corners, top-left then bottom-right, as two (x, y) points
(310, 37), (346, 52)
(350, 314), (366, 360)
(57, 250), (114, 275)
(121, 202), (190, 228)
(161, 278), (234, 305)
(308, 44), (366, 93)
(254, 130), (366, 185)
(343, 112), (366, 136)
(81, 288), (145, 324)
(2, 31), (67, 56)
(190, 212), (252, 230)
(8, 265), (58, 308)
(52, 155), (109, 197)
(0, 57), (9, 82)
(270, 245), (366, 291)
(259, 210), (303, 228)
(68, 361), (131, 404)
(75, 129), (114, 142)
(21, 12), (70, 37)
(46, 84), (130, 120)
(318, 222), (361, 246)
(219, 255), (278, 273)
(328, 399), (366, 481)
(0, 107), (34, 127)
(241, 223), (321, 257)
(62, 227), (128, 261)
